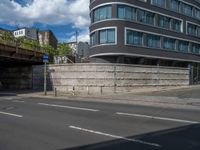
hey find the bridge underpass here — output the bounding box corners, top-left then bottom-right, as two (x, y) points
(0, 42), (44, 90)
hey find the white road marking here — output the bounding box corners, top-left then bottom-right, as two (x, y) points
(116, 112), (199, 124)
(38, 103), (99, 112)
(0, 111), (23, 118)
(69, 125), (160, 147)
(3, 97), (14, 100)
(12, 100), (25, 103)
(0, 97), (23, 101)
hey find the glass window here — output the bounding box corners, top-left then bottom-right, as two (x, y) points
(99, 29), (115, 44)
(137, 10), (146, 23)
(163, 38), (176, 50)
(117, 5), (135, 20)
(178, 41), (189, 52)
(158, 15), (170, 29)
(192, 43), (200, 54)
(126, 30), (143, 45)
(107, 29), (115, 43)
(146, 34), (161, 48)
(100, 30), (106, 44)
(197, 27), (200, 37)
(170, 0), (179, 12)
(195, 8), (200, 19)
(146, 12), (154, 25)
(90, 32), (96, 47)
(182, 3), (193, 16)
(171, 19), (181, 32)
(118, 6), (125, 19)
(137, 10), (155, 25)
(151, 0), (166, 7)
(93, 5), (112, 22)
(187, 23), (197, 36)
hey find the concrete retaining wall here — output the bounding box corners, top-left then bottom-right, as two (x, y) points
(33, 63), (189, 94)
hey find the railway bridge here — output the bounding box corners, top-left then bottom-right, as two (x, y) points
(0, 42), (44, 90)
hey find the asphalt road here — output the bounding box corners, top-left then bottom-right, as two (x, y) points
(0, 96), (200, 150)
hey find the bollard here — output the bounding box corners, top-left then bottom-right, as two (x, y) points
(69, 86), (75, 96)
(72, 86), (75, 96)
(54, 88), (57, 97)
(114, 84), (117, 93)
(100, 86), (103, 95)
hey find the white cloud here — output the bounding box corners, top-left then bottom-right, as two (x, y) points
(0, 0), (90, 41)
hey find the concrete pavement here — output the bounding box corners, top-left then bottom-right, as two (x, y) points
(6, 85), (200, 110)
(0, 96), (200, 150)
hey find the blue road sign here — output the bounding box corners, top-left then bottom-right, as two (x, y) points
(43, 54), (49, 62)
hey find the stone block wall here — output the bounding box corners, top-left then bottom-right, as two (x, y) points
(33, 63), (189, 94)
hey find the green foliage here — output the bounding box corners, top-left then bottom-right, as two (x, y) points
(1, 31), (15, 45)
(0, 31), (60, 58)
(19, 37), (41, 51)
(42, 44), (58, 56)
(57, 43), (73, 56)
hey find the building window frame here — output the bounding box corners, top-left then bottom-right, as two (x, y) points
(151, 0), (166, 8)
(125, 29), (143, 46)
(93, 5), (112, 23)
(90, 27), (117, 47)
(124, 27), (200, 55)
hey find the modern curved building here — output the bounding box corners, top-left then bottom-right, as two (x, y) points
(89, 0), (200, 67)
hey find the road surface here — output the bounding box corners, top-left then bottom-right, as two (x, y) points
(0, 96), (200, 150)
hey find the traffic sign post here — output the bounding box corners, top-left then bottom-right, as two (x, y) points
(43, 54), (49, 63)
(43, 54), (49, 96)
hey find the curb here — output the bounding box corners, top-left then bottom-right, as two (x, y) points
(18, 93), (200, 110)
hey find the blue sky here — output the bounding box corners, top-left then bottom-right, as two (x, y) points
(0, 0), (89, 42)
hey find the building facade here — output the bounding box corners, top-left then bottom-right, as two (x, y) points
(77, 42), (90, 59)
(13, 28), (38, 40)
(67, 41), (90, 62)
(38, 30), (58, 49)
(89, 0), (200, 67)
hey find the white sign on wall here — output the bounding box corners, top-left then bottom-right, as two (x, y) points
(13, 28), (38, 40)
(13, 29), (25, 38)
(54, 56), (69, 64)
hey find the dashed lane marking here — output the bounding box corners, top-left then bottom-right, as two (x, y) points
(69, 125), (160, 147)
(12, 100), (25, 103)
(38, 103), (99, 112)
(116, 112), (199, 124)
(0, 111), (23, 118)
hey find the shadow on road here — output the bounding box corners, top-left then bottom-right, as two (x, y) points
(0, 90), (42, 97)
(61, 124), (200, 150)
(0, 91), (17, 97)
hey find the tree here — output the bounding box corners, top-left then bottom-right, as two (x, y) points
(19, 37), (41, 51)
(1, 31), (15, 45)
(42, 44), (58, 56)
(57, 43), (73, 56)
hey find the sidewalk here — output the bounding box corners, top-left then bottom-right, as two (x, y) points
(13, 86), (200, 110)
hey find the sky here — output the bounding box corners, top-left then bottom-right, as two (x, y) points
(0, 0), (90, 43)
